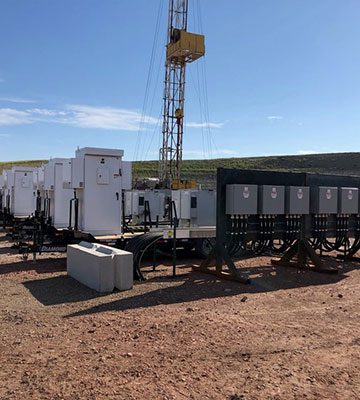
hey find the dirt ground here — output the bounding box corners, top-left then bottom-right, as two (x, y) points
(0, 232), (359, 400)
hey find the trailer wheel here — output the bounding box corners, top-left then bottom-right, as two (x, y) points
(195, 238), (215, 259)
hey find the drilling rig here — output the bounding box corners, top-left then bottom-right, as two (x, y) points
(159, 0), (205, 189)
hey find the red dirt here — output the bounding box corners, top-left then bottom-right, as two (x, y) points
(0, 232), (359, 399)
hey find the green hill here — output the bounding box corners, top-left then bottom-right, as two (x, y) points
(132, 152), (360, 188)
(0, 160), (44, 173)
(1, 152), (360, 189)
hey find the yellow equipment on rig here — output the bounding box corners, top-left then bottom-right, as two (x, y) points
(166, 29), (205, 63)
(171, 179), (198, 190)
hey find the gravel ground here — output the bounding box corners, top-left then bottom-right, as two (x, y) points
(0, 232), (359, 400)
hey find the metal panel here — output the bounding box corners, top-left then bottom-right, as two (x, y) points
(145, 190), (167, 220)
(216, 169), (307, 253)
(285, 186), (310, 215)
(172, 189), (215, 226)
(71, 157), (84, 189)
(306, 173), (360, 188)
(311, 187), (338, 214)
(121, 161), (132, 191)
(96, 167), (110, 185)
(194, 190), (216, 226)
(53, 162), (73, 228)
(4, 170), (15, 188)
(44, 163), (55, 190)
(258, 185), (285, 215)
(33, 166), (45, 190)
(11, 168), (36, 217)
(76, 147), (124, 158)
(338, 187), (359, 214)
(2, 170), (14, 210)
(226, 184), (258, 215)
(82, 153), (122, 235)
(62, 160), (72, 189)
(180, 190), (191, 220)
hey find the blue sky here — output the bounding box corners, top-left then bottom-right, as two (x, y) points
(0, 0), (360, 162)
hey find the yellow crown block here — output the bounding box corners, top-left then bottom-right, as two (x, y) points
(167, 30), (205, 63)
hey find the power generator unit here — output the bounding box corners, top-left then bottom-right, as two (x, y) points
(172, 189), (216, 227)
(10, 166), (36, 217)
(124, 189), (169, 225)
(65, 147), (125, 236)
(43, 158), (73, 228)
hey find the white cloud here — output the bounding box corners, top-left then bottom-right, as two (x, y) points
(0, 104), (158, 131)
(0, 133), (11, 137)
(26, 108), (66, 117)
(186, 121), (224, 129)
(63, 104), (158, 131)
(267, 115), (283, 120)
(0, 108), (33, 125)
(0, 96), (36, 104)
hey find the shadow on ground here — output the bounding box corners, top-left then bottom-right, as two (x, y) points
(0, 257), (66, 275)
(0, 247), (16, 255)
(21, 257), (356, 315)
(0, 234), (11, 243)
(23, 275), (110, 305)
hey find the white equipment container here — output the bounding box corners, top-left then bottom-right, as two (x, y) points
(172, 189), (216, 227)
(0, 175), (4, 210)
(124, 189), (169, 224)
(2, 169), (14, 210)
(68, 147), (124, 235)
(44, 158), (73, 228)
(122, 161), (132, 190)
(33, 166), (45, 191)
(124, 190), (145, 221)
(33, 166), (46, 214)
(67, 242), (133, 293)
(10, 166), (36, 217)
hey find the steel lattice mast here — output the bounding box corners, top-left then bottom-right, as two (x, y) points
(159, 0), (204, 188)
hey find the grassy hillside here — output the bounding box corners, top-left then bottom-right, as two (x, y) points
(1, 152), (360, 188)
(132, 153), (360, 188)
(0, 160), (44, 173)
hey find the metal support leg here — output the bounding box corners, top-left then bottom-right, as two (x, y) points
(193, 244), (250, 284)
(271, 238), (338, 274)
